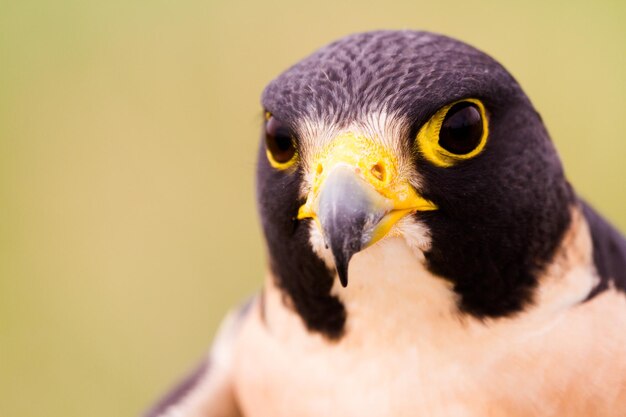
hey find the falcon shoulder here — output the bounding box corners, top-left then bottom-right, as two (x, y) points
(142, 298), (256, 417)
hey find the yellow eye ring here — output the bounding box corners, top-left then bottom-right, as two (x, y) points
(264, 113), (298, 170)
(265, 147), (298, 170)
(415, 98), (489, 167)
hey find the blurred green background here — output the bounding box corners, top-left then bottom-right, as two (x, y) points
(0, 0), (624, 416)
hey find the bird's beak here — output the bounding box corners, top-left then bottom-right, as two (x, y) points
(297, 133), (437, 287)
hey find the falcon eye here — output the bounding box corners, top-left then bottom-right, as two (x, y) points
(264, 115), (298, 169)
(415, 98), (489, 167)
(438, 102), (483, 155)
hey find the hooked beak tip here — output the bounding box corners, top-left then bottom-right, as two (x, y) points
(302, 164), (436, 289)
(334, 255), (350, 288)
(327, 233), (359, 288)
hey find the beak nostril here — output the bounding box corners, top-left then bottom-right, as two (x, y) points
(371, 162), (386, 182)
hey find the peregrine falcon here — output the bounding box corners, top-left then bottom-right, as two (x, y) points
(144, 30), (626, 417)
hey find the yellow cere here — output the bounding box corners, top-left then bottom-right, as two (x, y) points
(307, 132), (397, 199)
(297, 132), (437, 244)
(416, 98), (489, 168)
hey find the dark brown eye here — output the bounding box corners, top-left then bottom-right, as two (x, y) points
(265, 116), (296, 164)
(439, 102), (484, 155)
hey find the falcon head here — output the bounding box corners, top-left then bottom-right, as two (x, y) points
(256, 31), (574, 338)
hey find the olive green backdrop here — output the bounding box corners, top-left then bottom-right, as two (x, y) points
(1, 0), (624, 416)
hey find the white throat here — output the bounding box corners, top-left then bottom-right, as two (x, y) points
(327, 208), (596, 349)
(333, 236), (461, 344)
